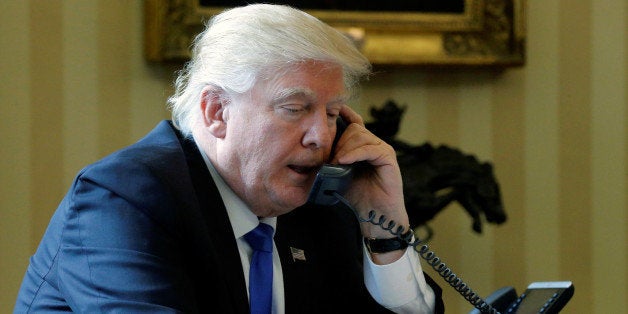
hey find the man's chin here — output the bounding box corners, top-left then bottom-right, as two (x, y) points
(275, 187), (309, 209)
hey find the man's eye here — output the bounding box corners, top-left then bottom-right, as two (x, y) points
(282, 106), (304, 114)
(327, 109), (341, 118)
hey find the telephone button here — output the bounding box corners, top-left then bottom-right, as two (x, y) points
(506, 294), (525, 312)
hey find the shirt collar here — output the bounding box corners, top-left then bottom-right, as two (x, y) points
(193, 138), (277, 239)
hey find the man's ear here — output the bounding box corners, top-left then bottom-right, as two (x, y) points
(200, 86), (228, 138)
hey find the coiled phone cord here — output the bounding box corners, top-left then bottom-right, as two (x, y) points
(332, 191), (500, 314)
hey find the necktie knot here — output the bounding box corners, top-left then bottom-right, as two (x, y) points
(244, 223), (274, 253)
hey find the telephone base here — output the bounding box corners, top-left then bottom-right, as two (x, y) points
(468, 286), (517, 314)
(468, 281), (574, 314)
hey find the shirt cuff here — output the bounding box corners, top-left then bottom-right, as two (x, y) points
(363, 244), (436, 313)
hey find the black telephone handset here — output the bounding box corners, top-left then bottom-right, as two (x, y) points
(307, 117), (356, 206)
(306, 118), (575, 314)
(307, 163), (354, 206)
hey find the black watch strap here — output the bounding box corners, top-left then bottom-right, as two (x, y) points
(364, 236), (409, 254)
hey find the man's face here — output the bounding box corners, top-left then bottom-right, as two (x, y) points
(219, 61), (347, 217)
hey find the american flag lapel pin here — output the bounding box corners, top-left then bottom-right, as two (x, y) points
(290, 247), (306, 262)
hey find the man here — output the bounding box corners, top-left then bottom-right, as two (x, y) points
(15, 4), (444, 313)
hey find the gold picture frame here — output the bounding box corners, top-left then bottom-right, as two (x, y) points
(144, 0), (525, 67)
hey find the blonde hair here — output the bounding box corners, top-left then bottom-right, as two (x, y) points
(167, 4), (371, 137)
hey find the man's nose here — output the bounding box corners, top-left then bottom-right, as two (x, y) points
(302, 114), (334, 150)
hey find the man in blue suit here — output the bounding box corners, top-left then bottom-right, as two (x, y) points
(15, 4), (444, 313)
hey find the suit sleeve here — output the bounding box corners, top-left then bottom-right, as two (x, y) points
(57, 173), (190, 313)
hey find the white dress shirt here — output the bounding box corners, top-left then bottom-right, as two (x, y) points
(197, 145), (436, 313)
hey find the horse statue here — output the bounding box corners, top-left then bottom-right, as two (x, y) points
(365, 100), (507, 238)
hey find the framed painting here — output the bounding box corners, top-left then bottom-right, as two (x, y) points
(144, 0), (525, 67)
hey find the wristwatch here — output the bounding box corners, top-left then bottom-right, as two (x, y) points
(364, 236), (409, 254)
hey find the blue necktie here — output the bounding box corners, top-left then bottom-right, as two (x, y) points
(244, 223), (274, 314)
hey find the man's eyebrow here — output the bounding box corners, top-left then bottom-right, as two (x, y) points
(271, 87), (349, 106)
(327, 95), (348, 106)
(272, 88), (317, 104)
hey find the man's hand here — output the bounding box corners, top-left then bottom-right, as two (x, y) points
(330, 106), (411, 264)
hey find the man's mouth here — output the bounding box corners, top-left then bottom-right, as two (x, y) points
(288, 165), (319, 175)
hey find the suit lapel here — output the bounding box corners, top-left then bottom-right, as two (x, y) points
(166, 123), (250, 313)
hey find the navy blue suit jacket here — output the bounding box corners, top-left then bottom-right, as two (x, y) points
(15, 120), (444, 313)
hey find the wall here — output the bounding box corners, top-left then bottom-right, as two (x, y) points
(1, 1), (626, 313)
